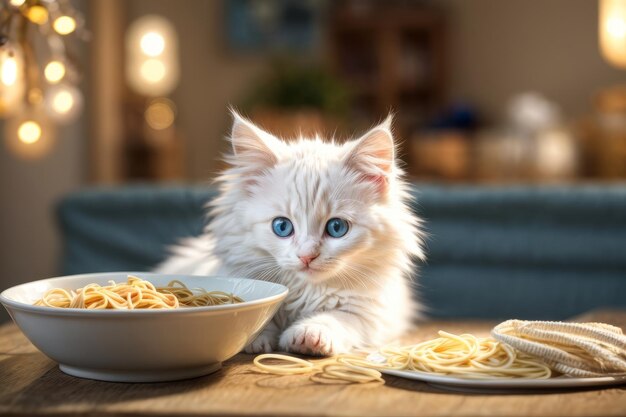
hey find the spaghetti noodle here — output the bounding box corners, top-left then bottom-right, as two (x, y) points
(254, 353), (385, 384)
(253, 330), (552, 384)
(33, 275), (243, 309)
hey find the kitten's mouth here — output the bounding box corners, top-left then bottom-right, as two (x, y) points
(295, 263), (335, 283)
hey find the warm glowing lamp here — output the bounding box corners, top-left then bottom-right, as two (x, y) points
(126, 15), (179, 96)
(140, 32), (165, 57)
(600, 0), (626, 68)
(0, 42), (25, 117)
(53, 15), (77, 35)
(1, 53), (18, 86)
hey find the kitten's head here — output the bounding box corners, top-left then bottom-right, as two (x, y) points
(218, 112), (422, 286)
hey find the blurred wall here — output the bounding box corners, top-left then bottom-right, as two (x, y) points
(443, 0), (626, 122)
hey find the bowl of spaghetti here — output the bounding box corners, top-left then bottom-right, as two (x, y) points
(0, 272), (288, 382)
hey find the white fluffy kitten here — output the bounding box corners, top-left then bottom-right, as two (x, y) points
(157, 112), (424, 355)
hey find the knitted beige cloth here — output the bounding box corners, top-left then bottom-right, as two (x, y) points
(492, 320), (626, 377)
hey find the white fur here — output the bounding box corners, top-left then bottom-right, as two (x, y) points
(156, 112), (425, 356)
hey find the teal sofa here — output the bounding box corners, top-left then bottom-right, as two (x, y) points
(57, 184), (626, 320)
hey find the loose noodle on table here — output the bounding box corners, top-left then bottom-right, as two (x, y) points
(254, 331), (552, 384)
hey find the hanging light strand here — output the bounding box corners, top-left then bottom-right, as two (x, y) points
(0, 0), (87, 159)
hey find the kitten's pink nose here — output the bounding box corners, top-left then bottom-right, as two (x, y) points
(298, 254), (319, 267)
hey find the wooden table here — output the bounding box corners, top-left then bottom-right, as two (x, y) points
(1, 310), (625, 417)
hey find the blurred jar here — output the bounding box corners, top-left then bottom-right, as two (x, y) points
(475, 129), (533, 181)
(533, 126), (579, 180)
(476, 93), (579, 182)
(584, 86), (626, 178)
(409, 131), (471, 180)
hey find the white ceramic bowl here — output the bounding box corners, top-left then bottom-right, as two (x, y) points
(0, 272), (288, 382)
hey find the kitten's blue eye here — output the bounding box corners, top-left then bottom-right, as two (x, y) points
(326, 218), (349, 238)
(272, 217), (294, 237)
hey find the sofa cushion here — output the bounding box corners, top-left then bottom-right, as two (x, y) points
(57, 184), (626, 319)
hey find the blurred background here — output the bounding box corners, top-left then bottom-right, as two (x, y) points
(1, 0), (626, 320)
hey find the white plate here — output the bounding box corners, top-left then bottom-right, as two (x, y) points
(377, 368), (626, 392)
(366, 353), (626, 391)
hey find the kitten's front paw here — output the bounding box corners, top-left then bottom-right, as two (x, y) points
(279, 322), (344, 356)
(244, 332), (277, 354)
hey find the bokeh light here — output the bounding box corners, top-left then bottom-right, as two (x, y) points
(126, 15), (179, 96)
(145, 98), (176, 130)
(45, 84), (83, 123)
(600, 0), (626, 67)
(5, 109), (55, 159)
(607, 17), (626, 38)
(53, 16), (77, 35)
(0, 54), (17, 86)
(140, 32), (165, 57)
(0, 43), (25, 117)
(44, 60), (66, 84)
(140, 59), (166, 83)
(24, 5), (49, 25)
(52, 91), (74, 114)
(17, 120), (42, 144)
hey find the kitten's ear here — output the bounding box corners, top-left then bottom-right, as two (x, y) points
(344, 115), (395, 190)
(230, 111), (283, 169)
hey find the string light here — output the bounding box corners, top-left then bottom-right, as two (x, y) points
(44, 60), (65, 83)
(45, 84), (83, 123)
(24, 5), (49, 25)
(5, 110), (55, 159)
(1, 54), (18, 86)
(53, 91), (73, 113)
(0, 42), (25, 117)
(2, 0), (86, 159)
(53, 16), (77, 35)
(17, 120), (42, 144)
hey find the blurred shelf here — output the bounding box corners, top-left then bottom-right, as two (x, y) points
(328, 1), (446, 174)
